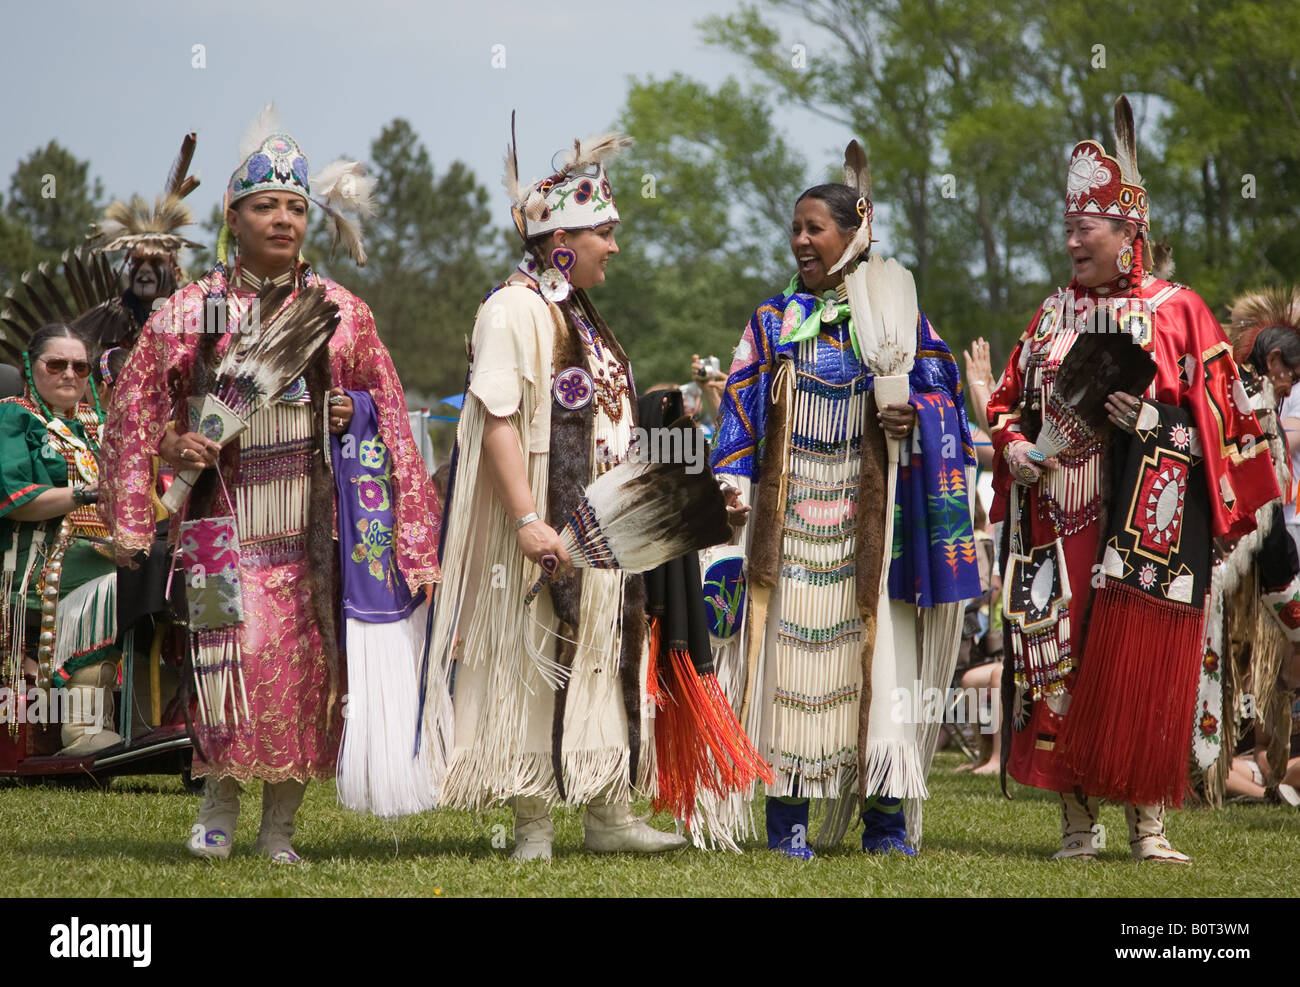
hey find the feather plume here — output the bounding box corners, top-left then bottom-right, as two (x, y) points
(1227, 284), (1300, 365)
(311, 159), (377, 217)
(502, 110), (529, 205)
(850, 254), (917, 376)
(1112, 95), (1143, 189)
(1150, 235), (1175, 280)
(165, 132), (199, 199)
(1035, 317), (1157, 457)
(829, 140), (874, 275)
(566, 131), (633, 171)
(310, 158), (377, 266)
(842, 139), (871, 198)
(238, 104), (284, 163)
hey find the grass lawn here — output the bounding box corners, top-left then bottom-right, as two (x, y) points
(3, 753), (1298, 897)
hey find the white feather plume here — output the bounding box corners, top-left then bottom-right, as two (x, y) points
(238, 104), (284, 162)
(503, 143), (529, 205)
(564, 131), (633, 171)
(311, 159), (377, 217)
(310, 158), (376, 268)
(854, 254), (917, 377)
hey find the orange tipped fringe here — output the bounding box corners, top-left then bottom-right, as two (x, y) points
(649, 616), (774, 826)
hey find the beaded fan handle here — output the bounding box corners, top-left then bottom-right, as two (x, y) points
(523, 554), (560, 607)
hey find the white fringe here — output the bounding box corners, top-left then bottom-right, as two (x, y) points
(337, 603), (441, 817)
(53, 571), (117, 672)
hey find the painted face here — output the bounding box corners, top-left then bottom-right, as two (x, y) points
(129, 258), (164, 300)
(561, 222), (620, 291)
(1065, 216), (1133, 288)
(31, 336), (90, 414)
(228, 191), (309, 276)
(791, 197), (855, 293)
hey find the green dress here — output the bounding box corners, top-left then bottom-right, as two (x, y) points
(0, 396), (116, 686)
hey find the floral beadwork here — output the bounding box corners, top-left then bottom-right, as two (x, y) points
(352, 516), (396, 584)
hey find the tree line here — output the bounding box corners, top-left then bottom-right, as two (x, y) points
(4, 0), (1298, 407)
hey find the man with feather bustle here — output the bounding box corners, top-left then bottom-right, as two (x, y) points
(99, 109), (443, 862)
(987, 96), (1279, 863)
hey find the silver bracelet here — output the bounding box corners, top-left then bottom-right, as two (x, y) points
(515, 511), (540, 529)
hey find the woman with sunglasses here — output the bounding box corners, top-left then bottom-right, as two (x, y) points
(0, 323), (123, 755)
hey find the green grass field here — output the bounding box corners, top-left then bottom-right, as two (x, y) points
(3, 753), (1298, 897)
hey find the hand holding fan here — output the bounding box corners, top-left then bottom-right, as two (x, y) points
(162, 284), (340, 513)
(524, 455), (732, 605)
(1031, 307), (1157, 462)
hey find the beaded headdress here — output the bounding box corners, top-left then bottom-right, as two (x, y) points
(503, 113), (631, 241)
(218, 105), (377, 267)
(1065, 95), (1149, 229)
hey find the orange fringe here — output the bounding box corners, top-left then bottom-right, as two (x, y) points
(650, 616), (774, 826)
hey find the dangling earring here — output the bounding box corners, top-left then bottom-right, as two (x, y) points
(1117, 241), (1134, 274)
(539, 246), (577, 303)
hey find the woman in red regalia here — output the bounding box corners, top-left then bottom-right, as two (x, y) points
(987, 96), (1279, 862)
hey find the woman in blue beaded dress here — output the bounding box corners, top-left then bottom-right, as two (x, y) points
(711, 149), (980, 856)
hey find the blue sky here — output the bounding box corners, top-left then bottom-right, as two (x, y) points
(1, 0), (842, 238)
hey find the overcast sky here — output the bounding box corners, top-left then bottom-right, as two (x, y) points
(1, 0), (843, 238)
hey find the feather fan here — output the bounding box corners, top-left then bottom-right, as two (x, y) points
(848, 253), (917, 378)
(524, 448), (731, 605)
(1034, 315), (1157, 458)
(161, 285), (340, 512)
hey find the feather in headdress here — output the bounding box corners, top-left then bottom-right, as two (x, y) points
(1227, 285), (1300, 365)
(1112, 95), (1143, 190)
(95, 133), (202, 255)
(525, 449), (731, 605)
(565, 131), (634, 172)
(166, 132), (200, 200)
(238, 104), (285, 163)
(1035, 312), (1157, 458)
(829, 140), (874, 275)
(310, 158), (376, 267)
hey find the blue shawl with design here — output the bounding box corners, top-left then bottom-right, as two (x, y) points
(711, 286), (979, 607)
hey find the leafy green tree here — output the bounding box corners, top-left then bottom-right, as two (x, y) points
(600, 74), (809, 386)
(5, 141), (103, 261)
(307, 119), (505, 403)
(702, 0), (1300, 380)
